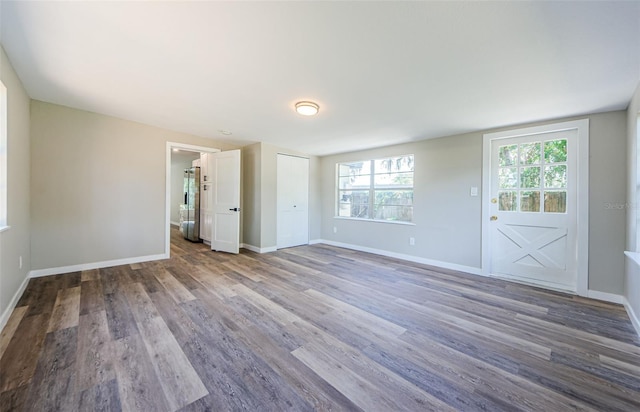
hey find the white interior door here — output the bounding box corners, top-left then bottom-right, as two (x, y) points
(487, 129), (578, 291)
(277, 154), (309, 249)
(210, 150), (241, 254)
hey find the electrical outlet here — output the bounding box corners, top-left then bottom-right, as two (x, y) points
(333, 227), (337, 233)
(409, 237), (415, 246)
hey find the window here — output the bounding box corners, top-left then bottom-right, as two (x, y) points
(337, 155), (414, 222)
(0, 80), (6, 229)
(497, 139), (567, 213)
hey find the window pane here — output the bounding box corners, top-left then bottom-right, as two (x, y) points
(544, 165), (567, 188)
(498, 191), (517, 211)
(499, 167), (517, 189)
(338, 176), (370, 190)
(544, 191), (567, 213)
(520, 191), (540, 212)
(339, 161), (370, 177)
(520, 167), (541, 188)
(520, 142), (541, 165)
(374, 155), (414, 173)
(499, 145), (517, 166)
(544, 139), (567, 163)
(373, 205), (413, 222)
(373, 190), (413, 221)
(374, 190), (413, 206)
(374, 172), (413, 187)
(338, 190), (370, 218)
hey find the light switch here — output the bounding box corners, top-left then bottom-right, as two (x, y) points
(470, 186), (478, 196)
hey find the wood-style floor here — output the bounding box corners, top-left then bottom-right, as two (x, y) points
(1, 228), (639, 411)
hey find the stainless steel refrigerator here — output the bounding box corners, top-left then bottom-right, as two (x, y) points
(180, 166), (201, 242)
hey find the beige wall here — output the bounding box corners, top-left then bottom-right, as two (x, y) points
(0, 47), (31, 323)
(319, 111), (628, 295)
(30, 101), (237, 271)
(242, 143), (261, 248)
(319, 133), (482, 268)
(626, 83), (640, 253)
(588, 111), (627, 293)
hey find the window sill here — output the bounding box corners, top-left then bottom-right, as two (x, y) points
(333, 216), (416, 226)
(625, 251), (640, 267)
(0, 225), (10, 233)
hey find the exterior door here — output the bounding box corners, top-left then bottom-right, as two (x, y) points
(210, 150), (241, 254)
(277, 154), (309, 249)
(486, 126), (581, 292)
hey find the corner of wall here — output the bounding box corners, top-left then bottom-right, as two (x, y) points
(0, 45), (32, 330)
(624, 81), (640, 338)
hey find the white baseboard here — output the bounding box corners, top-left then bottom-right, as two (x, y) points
(29, 253), (169, 278)
(316, 239), (481, 275)
(586, 289), (625, 304)
(0, 274), (30, 332)
(241, 243), (277, 254)
(623, 297), (640, 337)
(482, 271), (576, 294)
(309, 239), (323, 245)
(170, 221), (180, 227)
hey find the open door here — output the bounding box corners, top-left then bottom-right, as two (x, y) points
(210, 149), (241, 254)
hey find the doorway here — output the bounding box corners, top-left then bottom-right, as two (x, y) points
(165, 142), (219, 257)
(482, 120), (589, 294)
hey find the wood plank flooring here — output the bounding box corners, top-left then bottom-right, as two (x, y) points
(1, 228), (639, 411)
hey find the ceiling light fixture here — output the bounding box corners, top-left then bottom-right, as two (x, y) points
(218, 129), (232, 135)
(295, 101), (319, 116)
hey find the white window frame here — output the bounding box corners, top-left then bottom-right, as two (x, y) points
(335, 154), (415, 224)
(0, 81), (7, 232)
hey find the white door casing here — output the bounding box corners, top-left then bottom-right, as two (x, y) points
(482, 120), (589, 295)
(277, 154), (309, 249)
(210, 149), (241, 254)
(199, 152), (212, 242)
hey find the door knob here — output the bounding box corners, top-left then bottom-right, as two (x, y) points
(490, 216), (498, 221)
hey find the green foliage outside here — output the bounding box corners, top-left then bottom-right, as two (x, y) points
(498, 139), (567, 213)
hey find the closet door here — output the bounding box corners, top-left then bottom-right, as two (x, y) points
(277, 154), (309, 249)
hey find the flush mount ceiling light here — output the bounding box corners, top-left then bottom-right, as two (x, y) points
(295, 101), (319, 116)
(218, 129), (232, 135)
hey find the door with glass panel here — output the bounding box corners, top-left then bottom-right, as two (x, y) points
(489, 130), (577, 291)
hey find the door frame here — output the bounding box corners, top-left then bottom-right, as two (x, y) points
(481, 119), (589, 296)
(165, 142), (220, 257)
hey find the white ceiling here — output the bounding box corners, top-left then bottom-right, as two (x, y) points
(2, 1), (639, 156)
